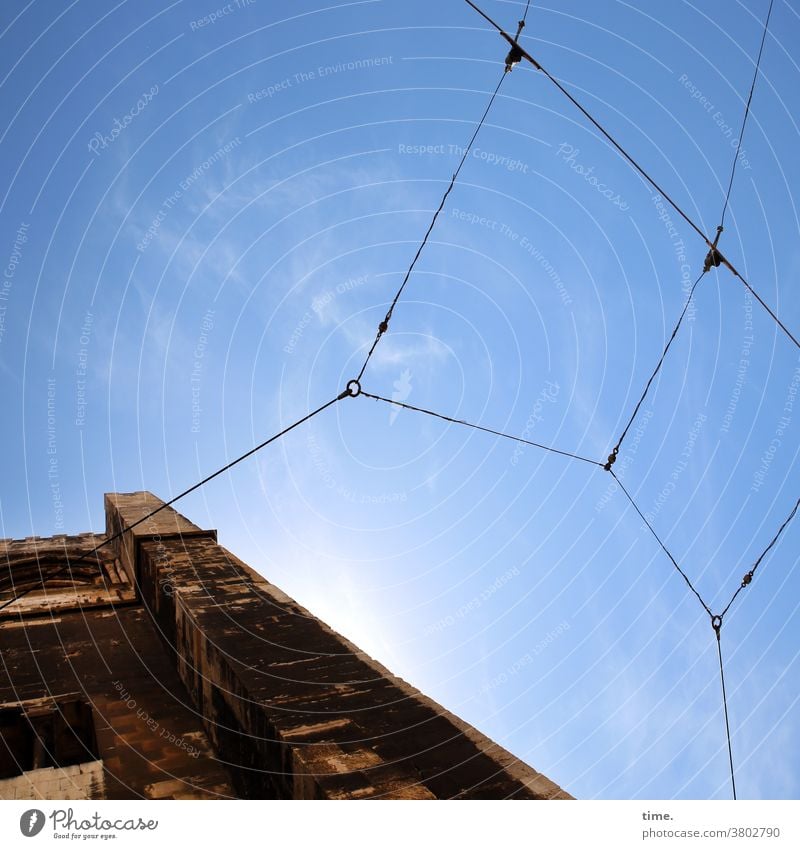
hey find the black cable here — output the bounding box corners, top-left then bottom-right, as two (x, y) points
(509, 0), (531, 49)
(610, 470), (712, 617)
(0, 395), (344, 613)
(722, 259), (800, 351)
(607, 271), (706, 467)
(704, 0), (797, 353)
(719, 493), (800, 620)
(720, 0), (774, 229)
(463, 0), (714, 248)
(356, 70), (508, 382)
(714, 623), (737, 800)
(465, 0), (799, 351)
(361, 390), (604, 467)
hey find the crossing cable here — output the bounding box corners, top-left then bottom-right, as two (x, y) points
(610, 469), (712, 617)
(707, 0), (796, 352)
(356, 69), (509, 383)
(463, 0), (713, 248)
(718, 493), (800, 620)
(0, 393), (346, 613)
(604, 270), (707, 470)
(719, 0), (774, 231)
(360, 389), (604, 467)
(464, 0), (800, 352)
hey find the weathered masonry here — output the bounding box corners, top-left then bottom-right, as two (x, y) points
(0, 492), (571, 800)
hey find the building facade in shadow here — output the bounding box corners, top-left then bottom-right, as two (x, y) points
(0, 492), (570, 800)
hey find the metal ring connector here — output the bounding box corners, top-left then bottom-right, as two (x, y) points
(345, 379), (362, 398)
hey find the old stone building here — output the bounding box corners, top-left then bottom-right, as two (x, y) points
(0, 492), (570, 800)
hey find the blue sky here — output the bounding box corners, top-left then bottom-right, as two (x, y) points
(1, 0), (799, 800)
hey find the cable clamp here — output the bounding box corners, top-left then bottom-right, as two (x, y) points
(504, 18), (526, 72)
(505, 43), (524, 72)
(741, 571), (753, 588)
(703, 226), (724, 273)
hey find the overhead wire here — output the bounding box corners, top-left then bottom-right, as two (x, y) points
(356, 4), (787, 799)
(356, 69), (508, 382)
(695, 0), (778, 802)
(361, 390), (604, 467)
(721, 262), (799, 350)
(719, 493), (800, 620)
(609, 470), (712, 617)
(360, 0), (785, 800)
(720, 0), (775, 230)
(0, 394), (344, 613)
(606, 271), (707, 468)
(711, 0), (796, 351)
(713, 619), (737, 800)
